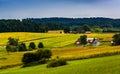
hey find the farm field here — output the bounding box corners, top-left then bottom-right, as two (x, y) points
(0, 32), (120, 73)
(0, 54), (120, 74)
(1, 45), (120, 69)
(0, 32), (114, 47)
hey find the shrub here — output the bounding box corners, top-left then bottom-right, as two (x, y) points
(47, 58), (67, 68)
(43, 49), (52, 59)
(36, 49), (52, 60)
(38, 42), (44, 48)
(22, 52), (37, 64)
(8, 37), (19, 46)
(6, 37), (19, 52)
(22, 49), (52, 67)
(112, 33), (120, 45)
(38, 58), (47, 64)
(28, 42), (36, 49)
(18, 43), (27, 51)
(6, 45), (18, 52)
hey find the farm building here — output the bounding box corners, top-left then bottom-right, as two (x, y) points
(75, 38), (100, 46)
(85, 31), (92, 34)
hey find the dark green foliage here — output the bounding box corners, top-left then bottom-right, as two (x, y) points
(83, 24), (91, 32)
(64, 27), (70, 33)
(47, 58), (67, 68)
(38, 42), (44, 48)
(22, 49), (52, 67)
(43, 49), (52, 58)
(28, 42), (36, 49)
(72, 25), (91, 33)
(6, 45), (18, 52)
(112, 34), (120, 45)
(38, 58), (47, 64)
(8, 37), (19, 46)
(36, 49), (52, 60)
(80, 35), (87, 45)
(22, 52), (37, 64)
(18, 43), (27, 51)
(6, 37), (19, 52)
(0, 18), (120, 33)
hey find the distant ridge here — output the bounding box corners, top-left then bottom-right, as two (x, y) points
(0, 17), (120, 32)
(27, 17), (120, 27)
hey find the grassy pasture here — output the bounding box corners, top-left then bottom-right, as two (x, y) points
(0, 32), (118, 71)
(0, 32), (67, 46)
(0, 54), (120, 74)
(0, 32), (114, 48)
(1, 46), (120, 69)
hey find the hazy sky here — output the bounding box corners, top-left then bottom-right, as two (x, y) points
(0, 0), (120, 19)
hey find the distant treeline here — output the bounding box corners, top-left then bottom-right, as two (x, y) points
(0, 17), (120, 33)
(0, 19), (64, 32)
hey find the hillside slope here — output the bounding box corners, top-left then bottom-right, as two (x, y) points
(0, 54), (120, 74)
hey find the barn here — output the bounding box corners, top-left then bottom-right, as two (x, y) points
(75, 38), (100, 46)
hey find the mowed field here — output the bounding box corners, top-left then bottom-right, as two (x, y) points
(0, 32), (113, 47)
(0, 54), (120, 74)
(0, 32), (120, 74)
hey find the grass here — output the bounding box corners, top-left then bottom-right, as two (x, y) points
(0, 54), (120, 74)
(52, 46), (120, 60)
(0, 32), (67, 46)
(0, 32), (114, 48)
(1, 46), (120, 69)
(0, 32), (118, 71)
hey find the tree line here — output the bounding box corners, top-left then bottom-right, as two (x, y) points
(0, 19), (64, 33)
(0, 17), (120, 33)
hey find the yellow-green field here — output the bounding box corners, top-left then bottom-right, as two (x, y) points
(1, 46), (120, 70)
(0, 32), (119, 71)
(1, 54), (120, 74)
(0, 32), (114, 47)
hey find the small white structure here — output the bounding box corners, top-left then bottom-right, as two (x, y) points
(87, 38), (100, 46)
(85, 31), (92, 34)
(92, 39), (100, 46)
(75, 38), (100, 46)
(87, 38), (94, 43)
(110, 41), (114, 46)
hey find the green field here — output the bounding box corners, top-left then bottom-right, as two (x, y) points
(0, 54), (120, 74)
(0, 32), (120, 74)
(0, 32), (114, 48)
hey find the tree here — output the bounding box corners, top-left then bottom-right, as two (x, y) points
(112, 33), (120, 45)
(6, 37), (19, 52)
(64, 27), (70, 33)
(22, 49), (52, 67)
(36, 49), (52, 60)
(22, 52), (37, 64)
(38, 42), (44, 48)
(8, 37), (19, 46)
(18, 43), (27, 51)
(80, 35), (87, 45)
(28, 42), (36, 49)
(83, 24), (91, 32)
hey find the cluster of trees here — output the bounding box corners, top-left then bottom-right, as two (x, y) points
(6, 37), (44, 52)
(71, 24), (91, 33)
(0, 19), (64, 32)
(0, 17), (120, 33)
(29, 17), (120, 33)
(112, 34), (120, 45)
(22, 49), (52, 67)
(22, 49), (67, 68)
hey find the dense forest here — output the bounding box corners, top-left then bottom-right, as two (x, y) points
(0, 17), (120, 33)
